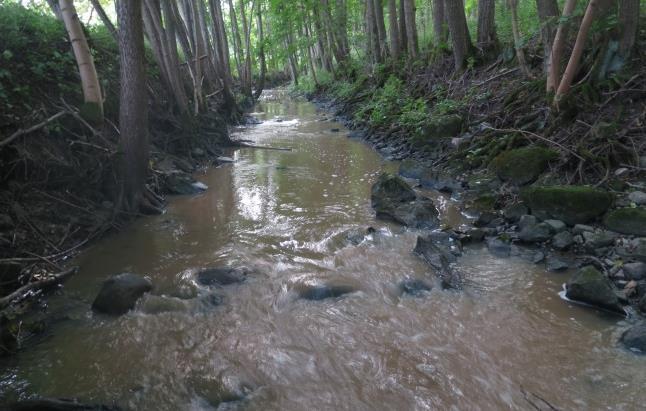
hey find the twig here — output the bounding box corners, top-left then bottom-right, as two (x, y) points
(0, 111), (68, 149)
(474, 68), (520, 86)
(0, 267), (77, 308)
(483, 125), (585, 161)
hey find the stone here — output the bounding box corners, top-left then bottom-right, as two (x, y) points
(544, 219), (567, 233)
(565, 266), (624, 314)
(620, 323), (646, 353)
(330, 128), (340, 132)
(340, 226), (376, 246)
(92, 273), (153, 315)
(371, 173), (439, 229)
(616, 238), (646, 262)
(641, 156), (646, 168)
(487, 236), (512, 258)
(623, 262), (646, 281)
(192, 147), (206, 157)
(490, 146), (558, 186)
(474, 212), (497, 228)
(552, 231), (574, 250)
(628, 191), (646, 206)
(639, 295), (646, 313)
(503, 203), (528, 222)
(546, 255), (569, 272)
(196, 267), (247, 287)
(297, 284), (355, 301)
(414, 235), (461, 289)
(521, 186), (613, 225)
(398, 159), (427, 179)
(399, 278), (433, 296)
(422, 114), (463, 140)
(582, 230), (618, 250)
(518, 215), (538, 230)
(466, 228), (485, 242)
(573, 224), (594, 235)
(519, 222), (552, 243)
(604, 208), (646, 236)
(420, 170), (461, 193)
(165, 173), (207, 195)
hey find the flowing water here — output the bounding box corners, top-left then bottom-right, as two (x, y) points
(1, 90), (645, 410)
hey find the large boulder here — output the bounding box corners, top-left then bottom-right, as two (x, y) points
(521, 186), (613, 225)
(565, 266), (624, 314)
(371, 173), (439, 229)
(490, 146), (558, 186)
(604, 208), (646, 236)
(422, 114), (463, 140)
(620, 323), (646, 354)
(420, 170), (461, 193)
(92, 273), (153, 315)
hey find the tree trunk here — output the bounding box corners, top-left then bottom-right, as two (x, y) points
(477, 0), (497, 54)
(536, 0), (559, 73)
(116, 0), (148, 212)
(509, 0), (531, 77)
(46, 0), (62, 20)
(432, 0), (447, 45)
(387, 0), (401, 60)
(555, 0), (601, 102)
(239, 0), (253, 98)
(89, 0), (118, 43)
(254, 3), (267, 100)
(59, 0), (103, 125)
(618, 0), (639, 58)
(444, 0), (473, 70)
(403, 0), (418, 58)
(399, 0), (408, 53)
(373, 0), (389, 59)
(366, 0), (381, 63)
(547, 0), (577, 93)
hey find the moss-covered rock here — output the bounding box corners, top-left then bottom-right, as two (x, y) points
(423, 114), (463, 140)
(604, 208), (646, 236)
(490, 146), (558, 186)
(398, 159), (427, 179)
(566, 266), (624, 314)
(521, 185), (613, 225)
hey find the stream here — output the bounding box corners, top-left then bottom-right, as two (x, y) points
(1, 90), (645, 410)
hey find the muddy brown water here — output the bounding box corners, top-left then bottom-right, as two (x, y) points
(1, 90), (645, 410)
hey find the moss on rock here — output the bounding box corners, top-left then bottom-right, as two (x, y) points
(521, 185), (613, 225)
(604, 208), (646, 236)
(421, 114), (463, 141)
(490, 146), (558, 186)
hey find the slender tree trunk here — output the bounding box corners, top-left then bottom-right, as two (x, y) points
(59, 0), (103, 124)
(477, 0), (498, 54)
(444, 0), (473, 70)
(388, 0), (401, 60)
(536, 0), (559, 74)
(432, 0), (447, 45)
(239, 0), (253, 98)
(46, 0), (62, 20)
(366, 0), (381, 63)
(89, 0), (117, 42)
(399, 0), (408, 53)
(547, 0), (577, 93)
(373, 0), (389, 59)
(509, 0), (531, 77)
(555, 0), (601, 102)
(254, 3), (267, 100)
(618, 0), (639, 58)
(116, 0), (148, 212)
(403, 0), (418, 58)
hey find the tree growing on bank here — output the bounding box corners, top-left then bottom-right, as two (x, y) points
(59, 0), (103, 124)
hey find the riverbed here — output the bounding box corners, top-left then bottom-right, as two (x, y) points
(1, 90), (644, 410)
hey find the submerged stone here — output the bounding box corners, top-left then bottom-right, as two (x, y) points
(92, 273), (153, 316)
(196, 267), (247, 287)
(399, 278), (433, 296)
(298, 284), (355, 301)
(521, 186), (614, 225)
(604, 208), (646, 236)
(491, 146), (558, 186)
(620, 323), (646, 354)
(565, 266), (624, 314)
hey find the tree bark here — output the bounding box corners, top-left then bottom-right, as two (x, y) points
(618, 0), (640, 58)
(477, 0), (498, 54)
(509, 0), (531, 77)
(555, 0), (601, 102)
(388, 0), (401, 60)
(254, 2), (267, 100)
(432, 0), (447, 45)
(399, 0), (408, 53)
(89, 0), (118, 43)
(444, 0), (473, 70)
(116, 0), (148, 212)
(403, 0), (418, 58)
(536, 0), (559, 73)
(373, 0), (389, 60)
(547, 0), (577, 93)
(59, 0), (103, 125)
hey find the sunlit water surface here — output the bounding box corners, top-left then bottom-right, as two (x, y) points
(1, 90), (644, 410)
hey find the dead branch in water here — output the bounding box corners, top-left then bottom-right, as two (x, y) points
(235, 142), (292, 151)
(0, 267), (77, 309)
(520, 385), (560, 411)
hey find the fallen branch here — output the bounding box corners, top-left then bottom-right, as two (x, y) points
(0, 111), (68, 149)
(0, 267), (77, 309)
(236, 142), (292, 151)
(483, 125), (585, 161)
